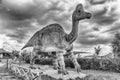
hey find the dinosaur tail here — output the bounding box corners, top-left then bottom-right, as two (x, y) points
(21, 43), (30, 50)
(21, 31), (40, 50)
(21, 42), (33, 50)
(21, 45), (27, 50)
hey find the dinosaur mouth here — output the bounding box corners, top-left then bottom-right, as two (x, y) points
(85, 12), (92, 19)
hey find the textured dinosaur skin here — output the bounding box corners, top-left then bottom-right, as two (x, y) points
(21, 4), (92, 75)
(22, 23), (70, 51)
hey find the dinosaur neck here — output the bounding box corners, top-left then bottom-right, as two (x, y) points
(66, 20), (79, 43)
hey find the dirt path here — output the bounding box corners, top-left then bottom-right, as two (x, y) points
(82, 70), (120, 77)
(67, 67), (120, 80)
(82, 70), (120, 79)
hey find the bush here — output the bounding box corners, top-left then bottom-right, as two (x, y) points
(35, 58), (53, 65)
(24, 57), (120, 73)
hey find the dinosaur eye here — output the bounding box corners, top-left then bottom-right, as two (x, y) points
(77, 10), (81, 13)
(76, 10), (81, 15)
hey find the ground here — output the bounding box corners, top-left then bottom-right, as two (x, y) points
(0, 63), (19, 80)
(0, 59), (120, 80)
(82, 70), (120, 79)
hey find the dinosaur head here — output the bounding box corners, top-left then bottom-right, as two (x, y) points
(72, 4), (92, 21)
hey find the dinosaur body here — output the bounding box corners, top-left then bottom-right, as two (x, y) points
(21, 4), (92, 75)
(22, 23), (71, 52)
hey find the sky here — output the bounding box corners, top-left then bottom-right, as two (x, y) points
(0, 0), (119, 53)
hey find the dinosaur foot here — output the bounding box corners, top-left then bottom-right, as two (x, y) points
(53, 66), (58, 70)
(76, 65), (82, 73)
(37, 67), (41, 69)
(58, 70), (69, 75)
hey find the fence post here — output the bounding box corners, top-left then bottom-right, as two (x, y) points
(6, 58), (9, 69)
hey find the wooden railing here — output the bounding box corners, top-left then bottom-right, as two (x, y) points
(7, 58), (87, 80)
(9, 64), (43, 80)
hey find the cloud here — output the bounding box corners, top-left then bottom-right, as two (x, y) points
(0, 0), (119, 51)
(0, 34), (23, 51)
(77, 32), (112, 45)
(73, 0), (120, 48)
(0, 0), (83, 44)
(102, 23), (120, 33)
(91, 7), (118, 25)
(7, 29), (28, 43)
(86, 0), (116, 5)
(0, 16), (36, 43)
(87, 0), (107, 5)
(76, 22), (113, 46)
(92, 27), (100, 31)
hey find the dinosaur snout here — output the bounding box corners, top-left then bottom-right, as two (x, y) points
(85, 12), (92, 19)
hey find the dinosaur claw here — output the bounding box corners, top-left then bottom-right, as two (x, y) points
(76, 65), (82, 73)
(53, 66), (58, 70)
(58, 70), (69, 75)
(63, 71), (69, 75)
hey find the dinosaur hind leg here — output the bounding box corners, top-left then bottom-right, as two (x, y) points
(30, 53), (37, 66)
(56, 51), (68, 75)
(69, 52), (81, 73)
(66, 45), (81, 73)
(29, 53), (37, 69)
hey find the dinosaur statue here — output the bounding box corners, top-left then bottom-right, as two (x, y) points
(21, 3), (92, 75)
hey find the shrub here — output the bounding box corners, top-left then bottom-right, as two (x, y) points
(24, 57), (120, 73)
(35, 58), (53, 65)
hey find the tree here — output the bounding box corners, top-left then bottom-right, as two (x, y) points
(112, 32), (120, 58)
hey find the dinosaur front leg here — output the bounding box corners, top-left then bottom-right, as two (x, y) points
(52, 51), (59, 70)
(56, 51), (68, 75)
(69, 52), (81, 73)
(53, 56), (59, 70)
(30, 54), (37, 65)
(30, 53), (37, 69)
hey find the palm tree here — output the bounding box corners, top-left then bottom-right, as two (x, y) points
(94, 46), (101, 56)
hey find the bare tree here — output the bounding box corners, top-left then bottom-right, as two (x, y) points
(112, 32), (120, 58)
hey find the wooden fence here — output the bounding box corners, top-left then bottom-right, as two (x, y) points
(9, 64), (43, 80)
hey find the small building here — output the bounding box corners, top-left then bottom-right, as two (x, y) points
(0, 48), (11, 59)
